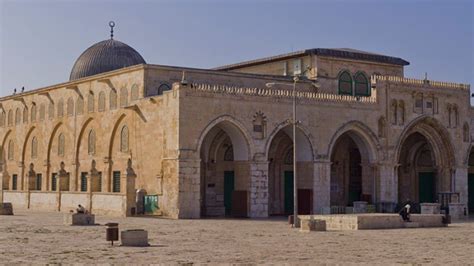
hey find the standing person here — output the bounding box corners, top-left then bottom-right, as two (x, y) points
(399, 203), (411, 222)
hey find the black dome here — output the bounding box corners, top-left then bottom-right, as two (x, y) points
(70, 39), (146, 81)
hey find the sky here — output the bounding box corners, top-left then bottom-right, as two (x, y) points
(0, 0), (472, 97)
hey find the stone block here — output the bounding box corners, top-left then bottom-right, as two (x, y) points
(300, 219), (326, 232)
(64, 213), (95, 225)
(449, 203), (467, 220)
(0, 202), (13, 215)
(420, 203), (441, 214)
(353, 201), (368, 213)
(121, 229), (149, 247)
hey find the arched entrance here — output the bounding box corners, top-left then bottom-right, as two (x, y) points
(330, 131), (375, 207)
(199, 120), (250, 217)
(267, 125), (313, 216)
(396, 117), (455, 209)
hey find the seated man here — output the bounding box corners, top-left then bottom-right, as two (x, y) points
(399, 204), (411, 222)
(76, 204), (86, 214)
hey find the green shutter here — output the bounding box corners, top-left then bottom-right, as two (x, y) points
(52, 173), (57, 191)
(81, 172), (87, 192)
(113, 171), (121, 192)
(12, 174), (17, 190)
(36, 174), (42, 191)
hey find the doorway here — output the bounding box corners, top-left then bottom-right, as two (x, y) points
(418, 172), (435, 203)
(224, 171), (235, 216)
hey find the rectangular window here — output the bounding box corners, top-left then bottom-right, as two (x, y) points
(36, 174), (42, 191)
(113, 171), (121, 193)
(98, 172), (102, 192)
(51, 173), (57, 191)
(12, 174), (17, 190)
(81, 172), (88, 192)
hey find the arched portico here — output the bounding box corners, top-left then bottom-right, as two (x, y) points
(198, 119), (251, 217)
(395, 117), (455, 208)
(266, 124), (314, 215)
(329, 127), (379, 207)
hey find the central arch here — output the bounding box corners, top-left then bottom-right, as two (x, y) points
(265, 123), (314, 216)
(395, 116), (455, 208)
(327, 122), (380, 208)
(198, 117), (251, 217)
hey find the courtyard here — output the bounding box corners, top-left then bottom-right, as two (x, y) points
(0, 210), (473, 264)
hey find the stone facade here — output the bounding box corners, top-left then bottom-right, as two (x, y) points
(0, 43), (473, 219)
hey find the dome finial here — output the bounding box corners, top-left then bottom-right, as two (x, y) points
(109, 21), (115, 39)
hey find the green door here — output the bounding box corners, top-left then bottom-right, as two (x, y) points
(144, 195), (159, 214)
(468, 174), (474, 213)
(284, 171), (294, 215)
(224, 171), (235, 216)
(419, 172), (435, 203)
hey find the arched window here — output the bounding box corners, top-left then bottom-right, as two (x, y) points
(223, 146), (234, 161)
(31, 137), (38, 159)
(48, 103), (54, 119)
(110, 90), (117, 110)
(120, 87), (128, 107)
(15, 108), (21, 125)
(39, 103), (46, 121)
(58, 133), (65, 156)
(158, 84), (171, 95)
(8, 110), (13, 126)
(76, 97), (84, 115)
(354, 72), (370, 96)
(8, 140), (14, 160)
(131, 84), (139, 101)
(88, 129), (96, 155)
(120, 125), (129, 152)
(338, 71), (353, 95)
(23, 107), (28, 123)
(57, 99), (64, 117)
(31, 104), (37, 122)
(0, 112), (5, 127)
(98, 92), (106, 112)
(88, 93), (94, 113)
(67, 97), (74, 116)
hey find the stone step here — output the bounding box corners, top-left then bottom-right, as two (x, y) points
(403, 222), (420, 228)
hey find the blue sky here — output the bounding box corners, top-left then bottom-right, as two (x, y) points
(0, 0), (472, 97)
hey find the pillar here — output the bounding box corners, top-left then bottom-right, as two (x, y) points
(454, 166), (468, 206)
(103, 157), (112, 192)
(249, 160), (269, 218)
(378, 162), (398, 205)
(313, 160), (331, 214)
(70, 161), (78, 191)
(43, 160), (50, 191)
(122, 159), (137, 217)
(177, 158), (201, 219)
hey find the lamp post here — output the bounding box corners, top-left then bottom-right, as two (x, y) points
(266, 70), (318, 228)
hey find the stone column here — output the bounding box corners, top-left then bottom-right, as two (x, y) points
(70, 161), (79, 192)
(26, 163), (36, 209)
(378, 162), (398, 210)
(43, 160), (50, 191)
(313, 160), (331, 214)
(56, 162), (69, 211)
(177, 158), (201, 219)
(122, 159), (137, 217)
(0, 167), (4, 203)
(88, 160), (100, 213)
(249, 160), (269, 218)
(454, 166), (468, 206)
(103, 157), (112, 193)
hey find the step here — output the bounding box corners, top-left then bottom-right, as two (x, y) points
(403, 222), (420, 228)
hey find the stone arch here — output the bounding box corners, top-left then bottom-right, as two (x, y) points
(394, 116), (455, 167)
(0, 129), (12, 163)
(21, 126), (37, 165)
(327, 120), (380, 162)
(197, 115), (252, 161)
(107, 114), (127, 159)
(265, 121), (315, 162)
(46, 122), (64, 163)
(75, 118), (94, 161)
(328, 121), (380, 206)
(395, 116), (455, 205)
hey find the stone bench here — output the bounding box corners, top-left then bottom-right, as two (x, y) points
(300, 218), (326, 232)
(0, 203), (13, 215)
(121, 229), (149, 247)
(63, 213), (95, 225)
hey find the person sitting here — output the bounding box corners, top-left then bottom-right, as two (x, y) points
(399, 203), (411, 222)
(76, 204), (86, 214)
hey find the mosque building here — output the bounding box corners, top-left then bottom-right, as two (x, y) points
(0, 23), (472, 218)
